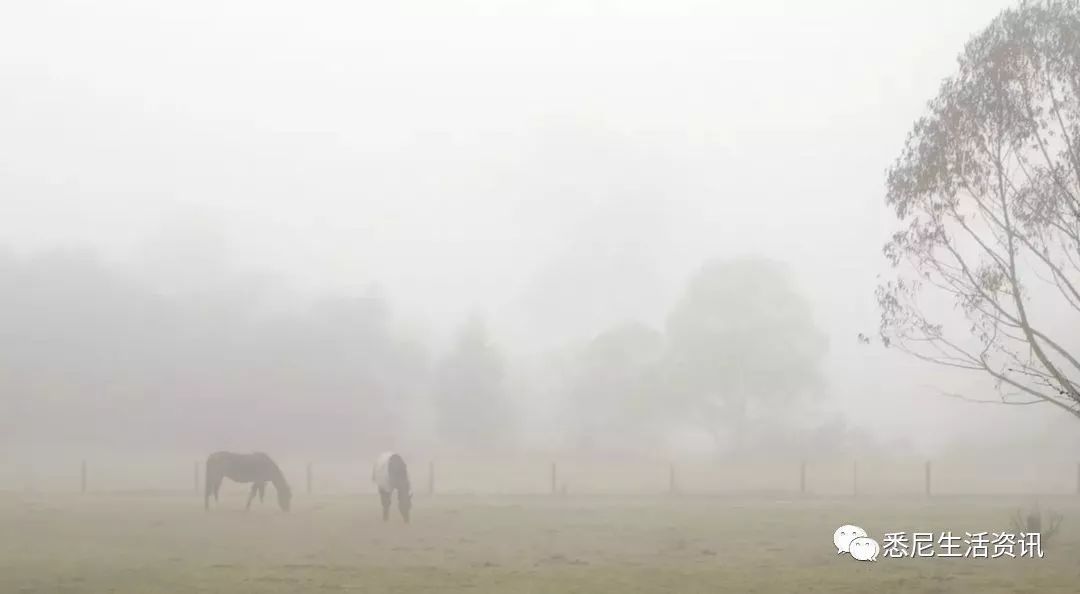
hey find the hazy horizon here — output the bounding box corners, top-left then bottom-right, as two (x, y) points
(3, 0), (1074, 460)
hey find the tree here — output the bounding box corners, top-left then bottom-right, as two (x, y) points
(0, 244), (431, 453)
(877, 0), (1080, 416)
(434, 314), (511, 449)
(565, 321), (666, 452)
(253, 289), (428, 450)
(665, 256), (827, 449)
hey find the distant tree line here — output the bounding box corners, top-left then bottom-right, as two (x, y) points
(0, 245), (857, 456)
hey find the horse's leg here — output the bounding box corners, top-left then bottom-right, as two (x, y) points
(378, 488), (392, 521)
(205, 466), (221, 511)
(246, 483), (259, 511)
(257, 482), (266, 504)
(398, 489), (410, 524)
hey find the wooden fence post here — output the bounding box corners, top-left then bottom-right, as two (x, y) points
(799, 459), (806, 495)
(550, 462), (557, 495)
(924, 460), (932, 496)
(80, 460), (87, 494)
(428, 460), (435, 496)
(306, 462), (313, 495)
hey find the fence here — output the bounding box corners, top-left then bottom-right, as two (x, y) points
(1, 452), (1077, 498)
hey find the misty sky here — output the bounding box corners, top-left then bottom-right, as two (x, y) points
(3, 0), (1070, 453)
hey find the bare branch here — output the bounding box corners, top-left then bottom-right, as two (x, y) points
(937, 389), (1045, 406)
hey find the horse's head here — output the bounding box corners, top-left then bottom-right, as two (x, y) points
(398, 487), (412, 523)
(277, 484), (292, 512)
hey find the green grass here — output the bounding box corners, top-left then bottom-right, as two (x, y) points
(2, 492), (1078, 593)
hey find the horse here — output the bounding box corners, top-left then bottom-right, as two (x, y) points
(204, 451), (292, 512)
(372, 451), (412, 523)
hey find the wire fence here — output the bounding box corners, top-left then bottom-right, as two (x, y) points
(1, 452), (1078, 498)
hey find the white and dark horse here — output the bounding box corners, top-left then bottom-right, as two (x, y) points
(204, 451), (292, 512)
(372, 451), (412, 523)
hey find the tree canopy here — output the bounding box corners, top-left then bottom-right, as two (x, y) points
(565, 321), (666, 451)
(665, 256), (828, 446)
(434, 313), (511, 449)
(878, 0), (1080, 416)
(0, 248), (427, 452)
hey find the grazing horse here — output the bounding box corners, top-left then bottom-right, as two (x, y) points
(204, 451), (292, 512)
(372, 451), (412, 523)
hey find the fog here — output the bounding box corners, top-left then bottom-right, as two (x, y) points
(2, 0), (1074, 471)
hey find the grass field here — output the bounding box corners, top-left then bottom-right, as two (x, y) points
(2, 491), (1079, 593)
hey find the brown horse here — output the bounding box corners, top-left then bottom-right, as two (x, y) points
(204, 451), (292, 512)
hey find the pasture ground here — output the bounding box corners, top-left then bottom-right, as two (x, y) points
(2, 491), (1079, 593)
